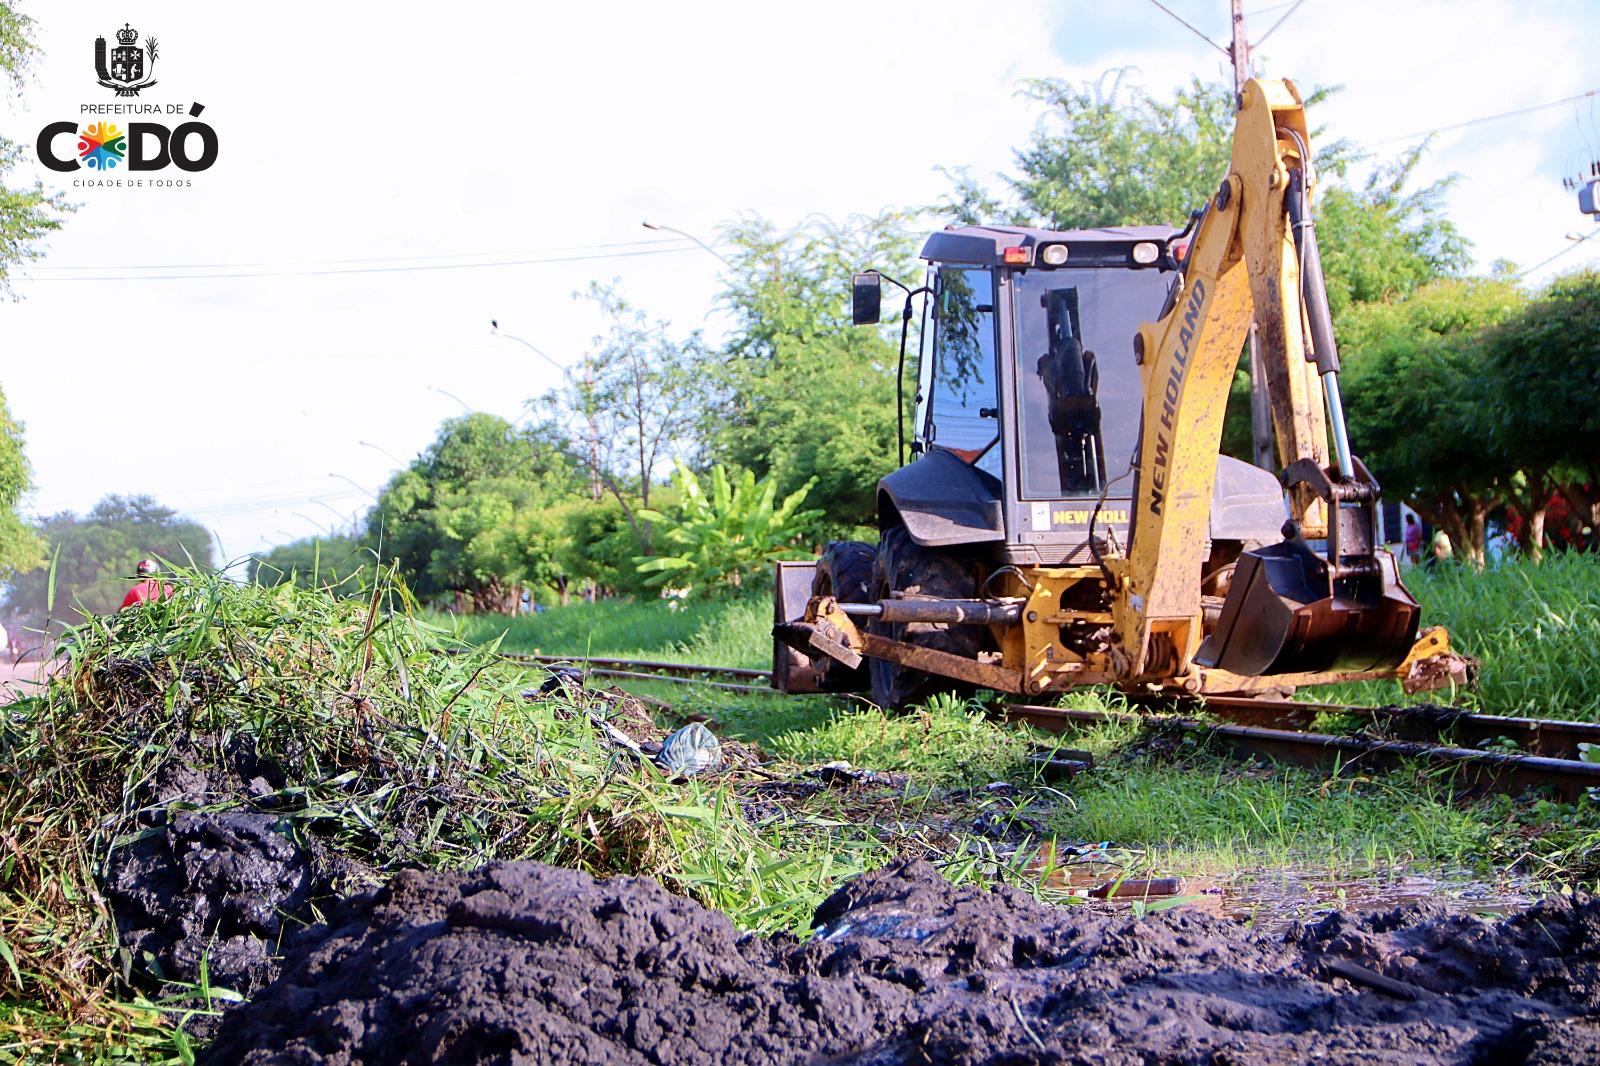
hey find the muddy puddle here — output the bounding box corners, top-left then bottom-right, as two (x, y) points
(1026, 847), (1540, 934)
(1221, 865), (1540, 931)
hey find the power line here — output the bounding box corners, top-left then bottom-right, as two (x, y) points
(1516, 226), (1600, 281)
(1143, 0), (1228, 54)
(17, 244), (704, 283)
(25, 236), (691, 273)
(1250, 0), (1305, 48)
(1370, 89), (1600, 147)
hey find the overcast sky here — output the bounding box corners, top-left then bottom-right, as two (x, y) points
(3, 0), (1597, 568)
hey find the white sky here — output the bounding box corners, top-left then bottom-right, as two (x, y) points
(2, 0), (1596, 569)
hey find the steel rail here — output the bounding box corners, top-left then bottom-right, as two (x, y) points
(495, 652), (770, 681)
(1004, 703), (1600, 802)
(1172, 695), (1600, 761)
(576, 667), (770, 694)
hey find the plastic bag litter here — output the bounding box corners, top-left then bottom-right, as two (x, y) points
(654, 721), (722, 777)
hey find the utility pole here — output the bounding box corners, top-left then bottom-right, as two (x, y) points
(1231, 0), (1276, 472)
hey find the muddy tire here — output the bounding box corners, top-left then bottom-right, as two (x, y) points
(810, 540), (877, 690)
(868, 526), (980, 709)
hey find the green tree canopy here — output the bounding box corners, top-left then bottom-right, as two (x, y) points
(1, 495), (216, 630)
(1477, 269), (1600, 545)
(1003, 73), (1238, 231)
(0, 3), (69, 295)
(0, 5), (69, 579)
(1339, 278), (1527, 562)
(0, 387), (39, 577)
(248, 533), (371, 594)
(365, 414), (584, 612)
(706, 211), (921, 531)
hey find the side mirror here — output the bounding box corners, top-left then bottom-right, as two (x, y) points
(851, 273), (882, 326)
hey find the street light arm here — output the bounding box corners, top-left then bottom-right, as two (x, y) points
(490, 323), (570, 376)
(329, 473), (380, 501)
(641, 221), (735, 268)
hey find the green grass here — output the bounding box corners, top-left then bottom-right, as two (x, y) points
(1314, 552), (1600, 718)
(441, 567), (1600, 885)
(438, 593), (772, 669)
(768, 693), (1042, 787)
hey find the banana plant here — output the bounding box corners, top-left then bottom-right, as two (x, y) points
(635, 461), (821, 597)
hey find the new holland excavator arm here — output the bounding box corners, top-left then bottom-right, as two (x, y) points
(1110, 77), (1432, 688)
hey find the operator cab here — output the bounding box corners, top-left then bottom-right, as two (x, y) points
(865, 224), (1282, 566)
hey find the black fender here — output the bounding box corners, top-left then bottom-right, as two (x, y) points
(877, 448), (1005, 548)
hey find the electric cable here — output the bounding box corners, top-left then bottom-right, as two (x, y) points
(1516, 226), (1600, 281)
(1369, 90), (1599, 147)
(1142, 0), (1229, 54)
(18, 244), (701, 283)
(24, 236), (692, 273)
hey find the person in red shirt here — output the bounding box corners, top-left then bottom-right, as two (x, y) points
(121, 559), (175, 609)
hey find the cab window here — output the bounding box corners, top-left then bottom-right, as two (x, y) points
(926, 267), (1000, 479)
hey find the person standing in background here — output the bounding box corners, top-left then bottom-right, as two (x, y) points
(121, 560), (175, 609)
(1430, 528), (1453, 567)
(1403, 514), (1423, 566)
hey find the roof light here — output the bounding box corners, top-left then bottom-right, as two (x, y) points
(1039, 243), (1070, 266)
(1132, 241), (1159, 265)
(1002, 246), (1031, 265)
(1172, 242), (1190, 263)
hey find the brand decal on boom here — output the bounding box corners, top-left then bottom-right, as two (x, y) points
(1148, 278), (1207, 517)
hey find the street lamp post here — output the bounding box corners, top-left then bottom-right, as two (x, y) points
(490, 322), (603, 501)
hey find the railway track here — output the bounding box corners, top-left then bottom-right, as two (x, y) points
(489, 652), (1600, 800)
(488, 652), (773, 693)
(1004, 702), (1600, 802)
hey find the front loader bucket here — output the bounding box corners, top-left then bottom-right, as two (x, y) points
(1195, 542), (1419, 677)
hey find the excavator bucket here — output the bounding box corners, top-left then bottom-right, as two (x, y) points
(1196, 540), (1420, 676)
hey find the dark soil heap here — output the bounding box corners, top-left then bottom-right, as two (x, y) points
(206, 858), (1599, 1066)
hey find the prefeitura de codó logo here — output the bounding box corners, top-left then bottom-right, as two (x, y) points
(34, 21), (218, 186)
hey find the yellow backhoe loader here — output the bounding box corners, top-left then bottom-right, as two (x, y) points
(774, 78), (1470, 708)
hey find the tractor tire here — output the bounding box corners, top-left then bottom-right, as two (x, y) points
(810, 540), (877, 690)
(868, 526), (981, 709)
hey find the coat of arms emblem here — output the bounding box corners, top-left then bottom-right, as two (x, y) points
(95, 23), (158, 97)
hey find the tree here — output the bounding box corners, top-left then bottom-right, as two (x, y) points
(366, 414), (584, 612)
(1339, 279), (1527, 564)
(0, 387), (39, 577)
(1, 495), (216, 629)
(0, 4), (70, 295)
(249, 533), (371, 594)
(706, 211), (921, 531)
(0, 5), (69, 580)
(1477, 269), (1600, 552)
(531, 282), (707, 548)
(1002, 73), (1238, 232)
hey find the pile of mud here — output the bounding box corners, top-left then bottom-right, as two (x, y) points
(93, 676), (661, 1001)
(206, 858), (1599, 1065)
